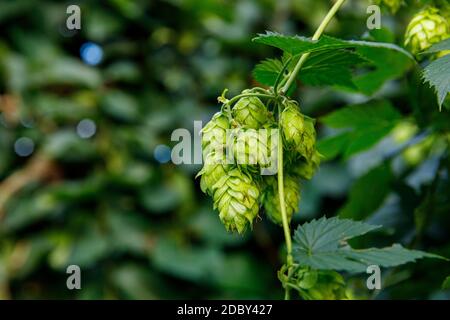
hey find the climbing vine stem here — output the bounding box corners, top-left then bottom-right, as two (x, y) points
(281, 0), (347, 94)
(277, 0), (347, 300)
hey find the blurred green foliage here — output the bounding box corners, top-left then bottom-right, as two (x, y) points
(0, 0), (449, 299)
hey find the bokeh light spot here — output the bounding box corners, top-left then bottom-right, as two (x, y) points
(154, 144), (172, 164)
(80, 42), (103, 66)
(76, 119), (97, 139)
(14, 137), (35, 157)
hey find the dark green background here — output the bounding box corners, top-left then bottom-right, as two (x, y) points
(0, 0), (449, 299)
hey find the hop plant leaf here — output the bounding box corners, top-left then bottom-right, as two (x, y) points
(293, 216), (445, 273)
(263, 175), (301, 225)
(404, 7), (450, 55)
(211, 169), (260, 234)
(421, 39), (450, 109)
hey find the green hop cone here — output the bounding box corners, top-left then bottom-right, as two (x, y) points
(281, 103), (317, 159)
(295, 117), (317, 159)
(301, 270), (349, 300)
(198, 112), (232, 195)
(231, 129), (260, 166)
(231, 128), (277, 169)
(232, 96), (270, 129)
(404, 7), (450, 55)
(263, 174), (300, 226)
(212, 169), (260, 234)
(198, 152), (230, 196)
(280, 102), (305, 148)
(374, 0), (403, 14)
(292, 150), (322, 180)
(201, 111), (230, 156)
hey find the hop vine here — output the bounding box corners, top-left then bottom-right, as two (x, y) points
(196, 0), (446, 301)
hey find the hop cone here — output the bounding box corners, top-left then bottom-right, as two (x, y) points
(198, 152), (230, 196)
(280, 102), (305, 147)
(263, 175), (300, 225)
(301, 270), (348, 300)
(405, 7), (450, 55)
(292, 150), (322, 180)
(295, 117), (316, 159)
(374, 0), (403, 14)
(232, 96), (270, 129)
(198, 113), (231, 195)
(281, 103), (316, 159)
(201, 111), (230, 156)
(212, 169), (260, 234)
(231, 128), (277, 168)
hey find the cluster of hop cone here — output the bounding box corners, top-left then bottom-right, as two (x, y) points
(197, 92), (321, 234)
(377, 0), (450, 57)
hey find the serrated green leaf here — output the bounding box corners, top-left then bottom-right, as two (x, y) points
(253, 57), (284, 86)
(253, 50), (365, 89)
(422, 54), (450, 109)
(253, 32), (414, 94)
(422, 38), (450, 54)
(300, 50), (366, 89)
(293, 216), (443, 273)
(253, 32), (414, 59)
(339, 162), (393, 220)
(319, 101), (401, 159)
(253, 32), (347, 55)
(295, 217), (381, 251)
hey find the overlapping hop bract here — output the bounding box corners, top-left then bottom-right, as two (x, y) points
(197, 89), (322, 233)
(263, 175), (301, 226)
(294, 267), (349, 300)
(404, 6), (450, 56)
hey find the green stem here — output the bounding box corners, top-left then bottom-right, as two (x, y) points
(276, 0), (347, 300)
(281, 0), (347, 94)
(277, 103), (293, 300)
(224, 93), (274, 106)
(277, 131), (293, 266)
